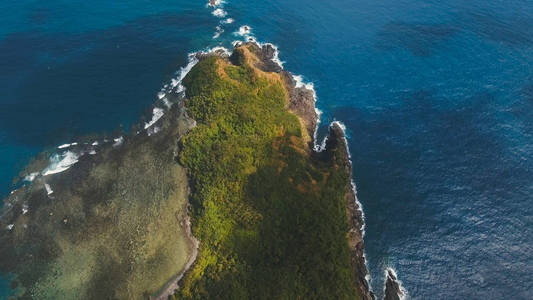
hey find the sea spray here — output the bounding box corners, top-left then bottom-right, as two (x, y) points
(23, 172), (39, 182)
(113, 136), (124, 147)
(207, 0), (225, 8)
(144, 107), (165, 129)
(42, 151), (80, 176)
(57, 142), (77, 149)
(212, 8), (227, 18)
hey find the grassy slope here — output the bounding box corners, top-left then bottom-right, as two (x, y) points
(0, 109), (194, 299)
(175, 46), (361, 299)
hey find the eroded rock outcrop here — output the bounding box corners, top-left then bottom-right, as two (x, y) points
(384, 268), (406, 300)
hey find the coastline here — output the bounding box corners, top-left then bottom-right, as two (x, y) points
(249, 42), (374, 299)
(324, 123), (374, 300)
(1, 40), (375, 299)
(154, 202), (199, 300)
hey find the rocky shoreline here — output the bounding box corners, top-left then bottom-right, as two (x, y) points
(247, 42), (374, 299)
(324, 124), (375, 300)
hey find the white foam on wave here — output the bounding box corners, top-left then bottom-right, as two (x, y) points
(91, 141), (99, 146)
(144, 107), (165, 129)
(195, 46), (232, 58)
(213, 25), (224, 39)
(212, 8), (227, 18)
(148, 53), (201, 134)
(234, 25), (252, 37)
(384, 268), (408, 300)
(156, 51), (199, 109)
(162, 97), (172, 108)
(207, 0), (224, 7)
(266, 43), (284, 68)
(57, 142), (77, 149)
(239, 39), (285, 70)
(113, 136), (124, 147)
(42, 151), (80, 176)
(24, 172), (39, 182)
(293, 75), (315, 90)
(45, 183), (53, 195)
(148, 45), (227, 138)
(168, 54), (200, 93)
(223, 18), (234, 24)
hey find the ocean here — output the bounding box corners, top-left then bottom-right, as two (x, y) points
(1, 0), (532, 298)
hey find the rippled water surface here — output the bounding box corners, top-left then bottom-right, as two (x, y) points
(1, 0), (532, 298)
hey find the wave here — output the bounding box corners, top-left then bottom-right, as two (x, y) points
(222, 18), (234, 24)
(113, 136), (124, 147)
(23, 172), (39, 182)
(213, 25), (224, 39)
(212, 8), (227, 18)
(207, 0), (225, 8)
(144, 107), (165, 129)
(42, 151), (80, 176)
(57, 142), (78, 149)
(234, 25), (252, 37)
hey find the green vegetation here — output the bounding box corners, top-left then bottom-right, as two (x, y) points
(175, 46), (361, 299)
(0, 108), (195, 299)
(0, 45), (362, 300)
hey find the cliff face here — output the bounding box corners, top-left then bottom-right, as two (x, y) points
(175, 43), (373, 299)
(246, 43), (318, 143)
(322, 124), (374, 300)
(250, 43), (372, 300)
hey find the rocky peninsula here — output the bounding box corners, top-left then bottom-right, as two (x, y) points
(0, 43), (374, 299)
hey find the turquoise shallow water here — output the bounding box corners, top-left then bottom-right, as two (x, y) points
(1, 0), (533, 298)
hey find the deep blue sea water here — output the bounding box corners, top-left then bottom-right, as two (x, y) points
(1, 0), (532, 298)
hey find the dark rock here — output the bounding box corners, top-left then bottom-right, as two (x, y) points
(245, 42), (283, 73)
(282, 71), (317, 144)
(384, 269), (405, 300)
(323, 123), (375, 300)
(237, 42), (318, 143)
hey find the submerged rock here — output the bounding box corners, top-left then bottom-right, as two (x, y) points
(0, 105), (197, 299)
